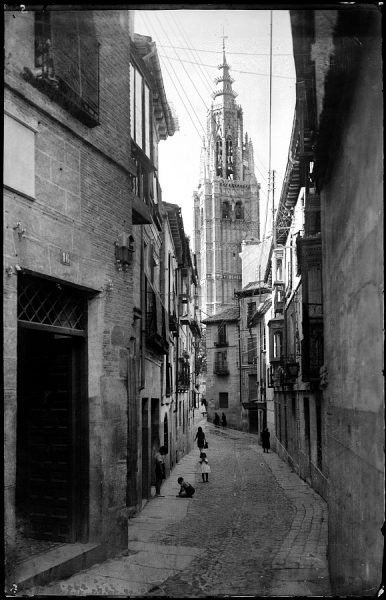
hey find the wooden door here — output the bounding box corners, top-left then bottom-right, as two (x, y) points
(18, 331), (79, 542)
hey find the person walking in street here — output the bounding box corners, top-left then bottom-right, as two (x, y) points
(154, 445), (167, 496)
(199, 451), (211, 482)
(262, 427), (271, 453)
(194, 426), (206, 454)
(221, 412), (227, 428)
(214, 412), (220, 427)
(176, 477), (195, 498)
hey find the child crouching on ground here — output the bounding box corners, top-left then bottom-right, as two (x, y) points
(176, 477), (195, 497)
(199, 452), (211, 482)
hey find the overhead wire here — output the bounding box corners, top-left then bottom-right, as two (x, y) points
(256, 10), (274, 282)
(140, 12), (206, 141)
(158, 55), (295, 80)
(154, 11), (210, 113)
(157, 43), (294, 57)
(169, 12), (213, 95)
(137, 11), (276, 266)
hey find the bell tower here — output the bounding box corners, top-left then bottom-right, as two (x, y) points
(193, 41), (260, 317)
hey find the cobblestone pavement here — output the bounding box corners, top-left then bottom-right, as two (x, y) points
(23, 417), (331, 597)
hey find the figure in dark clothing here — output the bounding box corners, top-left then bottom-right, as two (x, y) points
(154, 445), (167, 496)
(221, 413), (227, 428)
(176, 477), (195, 497)
(194, 426), (206, 454)
(262, 427), (271, 453)
(214, 412), (220, 427)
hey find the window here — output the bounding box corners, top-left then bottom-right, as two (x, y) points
(247, 301), (256, 321)
(248, 374), (256, 401)
(130, 62), (152, 158)
(27, 12), (99, 127)
(276, 258), (283, 281)
(235, 201), (244, 219)
(273, 331), (282, 359)
(222, 201), (230, 219)
(4, 114), (35, 198)
(247, 336), (256, 364)
(219, 392), (228, 408)
(226, 138), (233, 179)
(216, 138), (222, 176)
(214, 351), (228, 375)
(217, 323), (227, 345)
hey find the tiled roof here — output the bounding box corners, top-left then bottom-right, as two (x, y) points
(242, 280), (271, 292)
(201, 306), (239, 324)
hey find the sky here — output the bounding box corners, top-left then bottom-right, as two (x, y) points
(134, 8), (296, 241)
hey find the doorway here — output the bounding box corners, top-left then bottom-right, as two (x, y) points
(249, 409), (259, 433)
(141, 398), (149, 499)
(16, 327), (86, 544)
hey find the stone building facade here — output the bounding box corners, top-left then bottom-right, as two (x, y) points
(297, 8), (383, 595)
(264, 7), (383, 595)
(202, 307), (240, 428)
(193, 45), (260, 318)
(3, 10), (196, 590)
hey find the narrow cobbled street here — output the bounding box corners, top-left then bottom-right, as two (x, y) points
(24, 417), (331, 597)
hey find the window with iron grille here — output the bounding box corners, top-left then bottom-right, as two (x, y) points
(17, 274), (86, 333)
(217, 323), (227, 346)
(219, 392), (228, 408)
(214, 351), (228, 375)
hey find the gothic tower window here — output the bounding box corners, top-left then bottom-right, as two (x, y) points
(222, 201), (230, 219)
(235, 201), (244, 220)
(226, 138), (233, 179)
(216, 138), (222, 177)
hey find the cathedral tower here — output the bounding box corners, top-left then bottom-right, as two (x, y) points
(193, 42), (260, 317)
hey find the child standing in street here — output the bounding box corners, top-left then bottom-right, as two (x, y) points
(199, 452), (211, 483)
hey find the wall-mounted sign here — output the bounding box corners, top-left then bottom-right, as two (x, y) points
(60, 250), (71, 266)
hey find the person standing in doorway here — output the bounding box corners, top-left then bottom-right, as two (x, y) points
(214, 413), (220, 427)
(221, 413), (227, 428)
(194, 426), (206, 454)
(154, 445), (167, 496)
(262, 427), (271, 453)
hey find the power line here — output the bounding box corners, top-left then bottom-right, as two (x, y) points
(157, 43), (294, 58)
(140, 13), (206, 140)
(169, 13), (213, 95)
(155, 12), (210, 113)
(158, 54), (296, 80)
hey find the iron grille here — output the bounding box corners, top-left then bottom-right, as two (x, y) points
(18, 275), (86, 331)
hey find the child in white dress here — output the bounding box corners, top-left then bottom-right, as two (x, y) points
(199, 452), (211, 482)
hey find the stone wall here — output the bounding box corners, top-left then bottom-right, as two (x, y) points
(320, 15), (383, 594)
(4, 9), (133, 569)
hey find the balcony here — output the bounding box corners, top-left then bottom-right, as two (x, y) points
(301, 305), (323, 382)
(273, 284), (285, 316)
(214, 365), (229, 376)
(269, 355), (300, 388)
(178, 357), (190, 391)
(145, 281), (169, 355)
(214, 339), (228, 348)
(22, 31), (99, 127)
(296, 233), (322, 276)
(131, 145), (162, 231)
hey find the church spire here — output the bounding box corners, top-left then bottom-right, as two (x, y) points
(212, 35), (238, 102)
